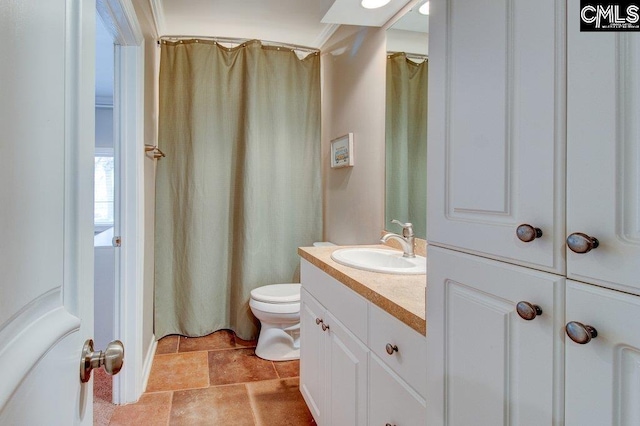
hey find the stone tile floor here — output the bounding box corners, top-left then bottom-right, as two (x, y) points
(95, 330), (314, 425)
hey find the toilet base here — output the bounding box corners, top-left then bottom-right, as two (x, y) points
(254, 323), (300, 361)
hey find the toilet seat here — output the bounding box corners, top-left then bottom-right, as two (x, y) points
(250, 283), (300, 304)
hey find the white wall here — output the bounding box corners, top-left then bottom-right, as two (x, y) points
(321, 26), (387, 244)
(386, 28), (428, 56)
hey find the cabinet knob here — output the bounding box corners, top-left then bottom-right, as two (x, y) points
(516, 301), (542, 321)
(566, 321), (598, 344)
(315, 318), (323, 325)
(385, 424), (396, 426)
(516, 224), (543, 242)
(566, 232), (599, 254)
(385, 343), (398, 355)
(321, 323), (330, 332)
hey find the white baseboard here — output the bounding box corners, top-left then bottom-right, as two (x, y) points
(141, 333), (157, 393)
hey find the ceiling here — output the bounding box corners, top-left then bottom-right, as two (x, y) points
(151, 0), (418, 48)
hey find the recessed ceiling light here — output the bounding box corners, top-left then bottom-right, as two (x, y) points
(361, 0), (391, 9)
(418, 1), (430, 15)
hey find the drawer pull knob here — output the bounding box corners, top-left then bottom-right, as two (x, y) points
(321, 323), (330, 332)
(566, 232), (599, 254)
(315, 318), (323, 325)
(516, 301), (542, 320)
(385, 343), (398, 355)
(386, 424), (396, 426)
(516, 224), (543, 242)
(566, 321), (598, 344)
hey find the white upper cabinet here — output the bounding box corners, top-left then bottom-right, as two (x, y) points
(427, 0), (566, 273)
(566, 0), (640, 295)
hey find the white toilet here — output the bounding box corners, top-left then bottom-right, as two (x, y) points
(249, 242), (335, 361)
(250, 283), (301, 361)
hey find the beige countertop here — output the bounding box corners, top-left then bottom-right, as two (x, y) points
(298, 245), (426, 335)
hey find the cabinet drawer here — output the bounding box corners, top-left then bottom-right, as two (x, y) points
(369, 354), (426, 425)
(369, 303), (426, 398)
(301, 260), (368, 343)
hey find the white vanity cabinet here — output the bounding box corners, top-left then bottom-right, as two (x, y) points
(368, 304), (426, 425)
(426, 0), (566, 274)
(299, 261), (369, 426)
(299, 259), (427, 425)
(426, 247), (565, 426)
(369, 355), (426, 426)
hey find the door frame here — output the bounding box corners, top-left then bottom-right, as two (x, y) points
(96, 0), (146, 405)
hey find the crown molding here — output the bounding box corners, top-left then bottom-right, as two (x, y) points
(314, 23), (340, 49)
(148, 0), (167, 36)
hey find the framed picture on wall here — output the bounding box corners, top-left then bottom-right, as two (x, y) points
(330, 133), (354, 168)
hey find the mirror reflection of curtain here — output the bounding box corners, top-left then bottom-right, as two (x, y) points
(155, 40), (321, 340)
(385, 53), (428, 238)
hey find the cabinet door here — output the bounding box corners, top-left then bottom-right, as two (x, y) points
(566, 0), (640, 294)
(565, 281), (640, 426)
(300, 289), (325, 423)
(369, 354), (426, 425)
(324, 311), (369, 426)
(426, 247), (564, 426)
(427, 0), (565, 273)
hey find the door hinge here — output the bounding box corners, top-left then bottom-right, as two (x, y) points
(112, 236), (122, 247)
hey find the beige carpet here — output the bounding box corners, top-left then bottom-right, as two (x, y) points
(93, 368), (115, 425)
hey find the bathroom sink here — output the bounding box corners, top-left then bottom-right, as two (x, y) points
(330, 248), (426, 275)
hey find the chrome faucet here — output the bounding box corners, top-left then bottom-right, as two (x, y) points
(381, 219), (415, 258)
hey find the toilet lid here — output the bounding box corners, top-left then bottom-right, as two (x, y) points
(250, 283), (301, 303)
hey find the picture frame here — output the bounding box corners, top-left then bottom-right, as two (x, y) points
(330, 133), (354, 168)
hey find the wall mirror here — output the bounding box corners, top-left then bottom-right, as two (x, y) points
(385, 3), (429, 239)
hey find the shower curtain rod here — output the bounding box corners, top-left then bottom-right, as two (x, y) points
(159, 36), (320, 54)
(388, 51), (428, 61)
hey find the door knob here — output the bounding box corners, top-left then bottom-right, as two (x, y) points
(516, 301), (542, 320)
(566, 232), (599, 254)
(565, 321), (598, 344)
(516, 224), (543, 242)
(80, 339), (124, 383)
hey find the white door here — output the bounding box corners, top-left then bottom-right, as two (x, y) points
(566, 0), (640, 295)
(300, 290), (325, 423)
(324, 311), (368, 426)
(0, 0), (96, 424)
(427, 0), (566, 274)
(565, 281), (640, 426)
(426, 247), (565, 426)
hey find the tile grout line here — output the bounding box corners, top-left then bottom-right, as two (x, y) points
(166, 391), (174, 426)
(176, 345), (257, 354)
(245, 382), (259, 426)
(206, 348), (211, 389)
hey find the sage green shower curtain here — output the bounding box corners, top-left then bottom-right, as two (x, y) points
(385, 53), (428, 238)
(154, 40), (321, 340)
